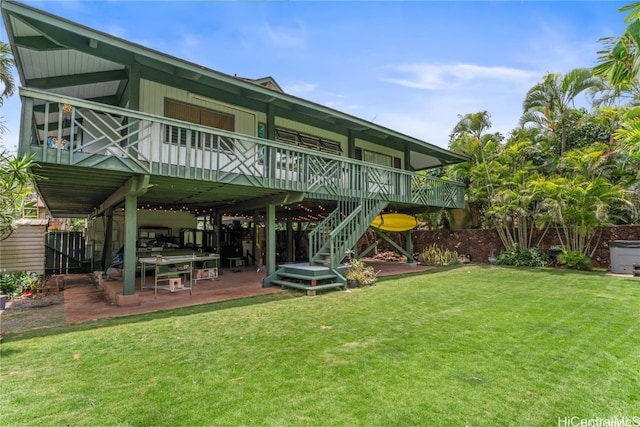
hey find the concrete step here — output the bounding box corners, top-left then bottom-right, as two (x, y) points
(278, 271), (338, 281)
(271, 279), (344, 295)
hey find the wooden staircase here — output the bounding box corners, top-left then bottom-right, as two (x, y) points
(308, 198), (389, 269)
(263, 197), (388, 295)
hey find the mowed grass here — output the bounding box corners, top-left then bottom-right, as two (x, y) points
(1, 265), (638, 426)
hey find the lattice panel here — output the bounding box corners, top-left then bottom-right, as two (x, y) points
(442, 182), (461, 207)
(71, 109), (153, 172)
(307, 157), (343, 195)
(365, 167), (391, 197)
(216, 137), (263, 186)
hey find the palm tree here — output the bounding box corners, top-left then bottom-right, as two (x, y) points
(0, 41), (16, 106)
(521, 68), (606, 154)
(0, 151), (38, 240)
(449, 111), (499, 163)
(593, 2), (640, 87)
(593, 2), (640, 221)
(448, 111), (503, 229)
(532, 174), (634, 256)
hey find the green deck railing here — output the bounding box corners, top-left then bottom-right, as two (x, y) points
(20, 87), (465, 208)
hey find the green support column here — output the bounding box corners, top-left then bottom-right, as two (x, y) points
(286, 216), (293, 262)
(215, 211), (222, 253)
(214, 210), (222, 276)
(266, 104), (277, 181)
(123, 192), (138, 295)
(102, 208), (113, 273)
(253, 209), (260, 267)
(128, 62), (140, 109)
(266, 103), (276, 140)
(405, 230), (414, 263)
(404, 145), (412, 171)
(347, 129), (356, 159)
(266, 203), (276, 274)
(18, 96), (33, 157)
(127, 62), (141, 157)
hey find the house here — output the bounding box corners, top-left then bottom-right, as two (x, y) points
(2, 0), (468, 296)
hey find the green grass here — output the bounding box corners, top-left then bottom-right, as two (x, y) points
(1, 265), (638, 426)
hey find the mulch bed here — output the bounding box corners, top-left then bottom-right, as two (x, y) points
(4, 292), (64, 312)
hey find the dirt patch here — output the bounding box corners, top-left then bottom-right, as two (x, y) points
(0, 292), (67, 335)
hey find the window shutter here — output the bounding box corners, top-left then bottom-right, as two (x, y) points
(201, 109), (233, 131)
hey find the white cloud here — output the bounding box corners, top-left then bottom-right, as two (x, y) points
(263, 21), (307, 47)
(383, 63), (538, 91)
(284, 81), (317, 96)
(105, 25), (127, 40)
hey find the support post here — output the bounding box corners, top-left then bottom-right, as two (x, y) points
(266, 203), (276, 274)
(253, 209), (260, 268)
(123, 191), (138, 295)
(286, 216), (293, 262)
(373, 228), (415, 262)
(18, 95), (33, 157)
(101, 208), (113, 273)
(404, 230), (414, 263)
(215, 211), (222, 253)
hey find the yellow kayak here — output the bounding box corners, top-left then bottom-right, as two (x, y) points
(370, 213), (419, 232)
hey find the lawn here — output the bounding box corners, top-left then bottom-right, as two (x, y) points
(1, 265), (638, 426)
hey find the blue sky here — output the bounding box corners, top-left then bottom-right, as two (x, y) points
(0, 0), (630, 153)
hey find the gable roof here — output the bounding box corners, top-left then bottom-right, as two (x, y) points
(2, 0), (468, 169)
(240, 76), (285, 93)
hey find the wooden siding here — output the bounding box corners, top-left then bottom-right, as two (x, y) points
(139, 80), (259, 137)
(0, 219), (47, 275)
(356, 138), (403, 169)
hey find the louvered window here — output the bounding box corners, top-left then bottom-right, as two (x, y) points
(274, 127), (342, 155)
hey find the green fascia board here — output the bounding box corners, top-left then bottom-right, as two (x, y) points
(26, 69), (128, 90)
(13, 35), (64, 50)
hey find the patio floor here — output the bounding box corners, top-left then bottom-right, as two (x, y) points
(57, 261), (433, 324)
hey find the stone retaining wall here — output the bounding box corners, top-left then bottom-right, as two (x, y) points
(362, 225), (640, 268)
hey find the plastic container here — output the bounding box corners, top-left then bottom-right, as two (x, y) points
(609, 240), (640, 274)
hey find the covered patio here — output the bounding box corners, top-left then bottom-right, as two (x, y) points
(58, 261), (434, 323)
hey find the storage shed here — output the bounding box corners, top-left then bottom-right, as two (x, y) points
(0, 219), (48, 275)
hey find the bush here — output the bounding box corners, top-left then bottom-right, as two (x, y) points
(557, 250), (592, 270)
(496, 246), (547, 267)
(345, 258), (377, 287)
(421, 244), (460, 266)
(0, 271), (42, 298)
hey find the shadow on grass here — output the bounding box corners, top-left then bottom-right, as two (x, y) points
(3, 291), (300, 343)
(376, 263), (466, 283)
(483, 263), (620, 277)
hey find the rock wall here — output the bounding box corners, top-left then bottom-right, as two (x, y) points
(362, 225), (640, 268)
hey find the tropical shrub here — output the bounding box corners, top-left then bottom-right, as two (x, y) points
(557, 250), (593, 271)
(496, 246), (547, 267)
(0, 271), (41, 298)
(344, 258), (377, 287)
(420, 244), (460, 266)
